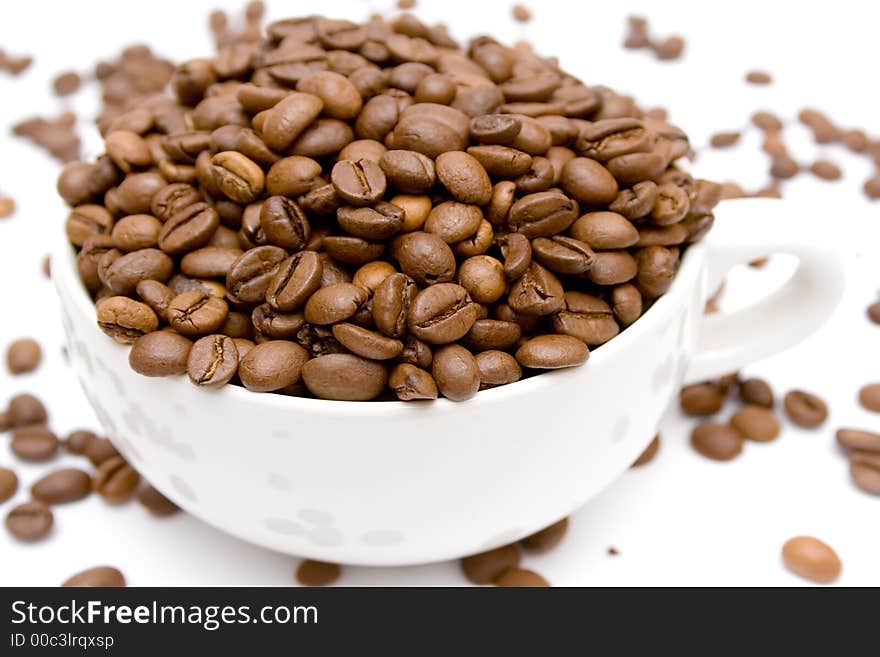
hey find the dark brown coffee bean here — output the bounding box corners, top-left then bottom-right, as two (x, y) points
(331, 159), (386, 206)
(31, 468), (92, 504)
(167, 290), (228, 337)
(239, 340), (309, 392)
(424, 201), (482, 244)
(6, 501), (53, 541)
(470, 114), (522, 145)
(516, 334), (588, 369)
(739, 378), (774, 408)
(680, 383), (723, 416)
(690, 422), (744, 461)
(609, 181), (658, 220)
(551, 292), (618, 346)
(0, 468), (17, 504)
(836, 429), (880, 453)
(466, 145), (533, 179)
(610, 284), (642, 327)
(302, 354), (388, 401)
(66, 204), (114, 247)
(63, 566), (126, 587)
(322, 236), (385, 265)
(388, 363), (438, 400)
(332, 323), (403, 360)
(508, 263), (564, 316)
(730, 405), (780, 442)
(475, 350), (521, 387)
(378, 150), (436, 193)
(96, 296), (159, 344)
(262, 92), (324, 151)
(390, 231), (456, 285)
(128, 330), (191, 377)
(497, 232), (532, 280)
(251, 304), (305, 339)
(457, 255), (506, 304)
(187, 335), (239, 387)
(850, 452), (880, 495)
(431, 344), (480, 401)
(634, 246), (679, 299)
(296, 559), (341, 586)
(337, 202), (404, 240)
(632, 435), (661, 467)
(561, 157), (618, 205)
(407, 283), (480, 344)
(782, 536), (841, 584)
(575, 118), (652, 161)
(115, 172), (166, 215)
(6, 338), (41, 374)
(265, 155), (322, 197)
(150, 184), (201, 223)
(111, 214), (162, 252)
(7, 393), (47, 428)
(858, 383), (880, 412)
(227, 245), (287, 303)
(434, 151), (492, 205)
(463, 319), (521, 351)
(260, 195), (310, 250)
(508, 190), (578, 239)
(102, 248), (174, 295)
(487, 180), (516, 225)
(158, 202), (219, 254)
(390, 112), (466, 158)
(372, 273), (417, 338)
(520, 518), (568, 552)
(266, 251), (323, 312)
(304, 283), (370, 325)
(461, 544), (520, 584)
(94, 455), (140, 503)
(783, 390), (828, 427)
(137, 484), (179, 516)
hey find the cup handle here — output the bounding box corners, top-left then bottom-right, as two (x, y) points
(683, 197), (845, 384)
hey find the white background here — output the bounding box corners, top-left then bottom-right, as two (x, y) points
(0, 0), (879, 586)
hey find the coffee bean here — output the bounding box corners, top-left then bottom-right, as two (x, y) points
(494, 568), (549, 587)
(167, 290), (228, 337)
(653, 35), (685, 60)
(569, 211), (638, 250)
(457, 256), (506, 304)
(352, 261), (397, 293)
(63, 566), (126, 588)
(864, 174), (880, 200)
(115, 172), (166, 215)
(461, 544), (520, 584)
(407, 283), (480, 344)
(508, 263), (564, 316)
(551, 291), (618, 346)
(867, 301), (880, 324)
(95, 296), (159, 343)
(322, 235), (385, 265)
(6, 501), (53, 541)
(138, 484), (180, 516)
(11, 426), (60, 462)
(508, 191), (578, 239)
(302, 354), (388, 401)
(435, 151), (492, 205)
(210, 151), (265, 204)
(296, 560), (341, 586)
(745, 70), (772, 85)
(809, 160), (842, 181)
(94, 455), (140, 503)
(783, 390), (828, 427)
(297, 71), (362, 120)
(7, 393), (47, 428)
(632, 435), (661, 467)
(516, 334), (588, 369)
(782, 536), (841, 584)
(331, 159), (386, 206)
(390, 231), (456, 285)
(239, 340), (309, 392)
(836, 428), (880, 453)
(0, 468), (19, 504)
(850, 452), (880, 495)
(463, 319), (521, 351)
(304, 283), (369, 325)
(0, 196), (15, 219)
(66, 204), (114, 247)
(388, 363), (438, 400)
(561, 157), (618, 205)
(265, 156), (322, 197)
(337, 202), (404, 240)
(187, 335), (239, 387)
(6, 338), (41, 374)
(519, 518), (568, 553)
(730, 405), (780, 442)
(372, 273), (417, 338)
(610, 284), (642, 327)
(260, 195), (310, 250)
(424, 202), (483, 244)
(739, 378), (774, 408)
(709, 131), (741, 148)
(227, 245), (287, 303)
(158, 202), (219, 255)
(262, 92), (324, 151)
(65, 429), (97, 455)
(635, 246), (679, 299)
(266, 251), (323, 312)
(690, 422), (743, 461)
(475, 350), (521, 387)
(332, 323), (403, 360)
(679, 383), (724, 416)
(83, 437), (119, 468)
(31, 468), (92, 504)
(378, 150), (436, 193)
(470, 114), (521, 145)
(858, 383), (880, 412)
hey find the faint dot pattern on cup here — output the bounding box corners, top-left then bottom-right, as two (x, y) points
(265, 517), (304, 535)
(272, 429), (290, 439)
(170, 442), (195, 462)
(169, 474), (197, 503)
(611, 415), (630, 443)
(267, 472), (290, 490)
(112, 432), (143, 464)
(173, 403), (188, 417)
(651, 354), (675, 394)
(307, 526), (343, 546)
(362, 529), (404, 546)
(298, 508), (334, 526)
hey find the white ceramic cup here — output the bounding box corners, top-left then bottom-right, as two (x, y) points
(53, 197), (844, 565)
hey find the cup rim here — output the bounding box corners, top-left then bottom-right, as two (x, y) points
(55, 228), (704, 417)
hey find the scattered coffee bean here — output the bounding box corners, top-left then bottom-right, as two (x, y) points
(653, 36), (685, 61)
(798, 108), (839, 144)
(783, 390), (828, 427)
(690, 422), (744, 461)
(745, 70), (773, 85)
(0, 468), (18, 504)
(836, 428), (880, 453)
(495, 568), (548, 587)
(849, 452), (880, 495)
(730, 405), (780, 442)
(65, 430), (97, 455)
(632, 435), (661, 467)
(679, 383), (723, 416)
(511, 4), (532, 22)
(709, 131), (740, 148)
(864, 174), (880, 200)
(63, 566), (126, 588)
(6, 501), (53, 541)
(809, 160), (842, 181)
(7, 393), (47, 427)
(520, 518), (568, 552)
(739, 378), (774, 408)
(6, 338), (42, 374)
(782, 536), (841, 584)
(461, 544), (520, 584)
(11, 426), (59, 461)
(137, 485), (180, 516)
(858, 383), (880, 412)
(53, 71), (82, 96)
(296, 560), (341, 586)
(84, 437), (119, 467)
(31, 468), (92, 504)
(751, 111), (783, 133)
(94, 455), (140, 503)
(867, 301), (880, 324)
(0, 196), (15, 218)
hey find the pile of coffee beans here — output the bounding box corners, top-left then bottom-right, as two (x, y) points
(622, 16), (686, 61)
(60, 11), (721, 402)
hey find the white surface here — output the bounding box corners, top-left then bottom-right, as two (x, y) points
(0, 0), (878, 586)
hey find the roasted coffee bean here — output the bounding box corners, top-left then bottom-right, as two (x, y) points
(135, 280), (173, 319)
(495, 568), (549, 587)
(389, 363), (438, 400)
(331, 159), (386, 206)
(266, 251), (323, 311)
(352, 261), (397, 292)
(304, 283), (369, 325)
(634, 246), (678, 299)
(609, 181), (658, 220)
(783, 390), (828, 427)
(867, 301), (880, 324)
(296, 560), (341, 587)
(487, 180), (516, 225)
(520, 518), (568, 552)
(262, 92), (324, 151)
(390, 231), (456, 285)
(102, 248), (174, 295)
(516, 334), (588, 369)
(6, 338), (41, 374)
(302, 353), (388, 400)
(322, 236), (385, 265)
(7, 393), (47, 428)
(455, 219), (494, 257)
(632, 435), (661, 467)
(690, 422), (743, 461)
(115, 172), (166, 215)
(836, 428), (880, 453)
(561, 157), (618, 205)
(239, 340), (309, 392)
(651, 183), (690, 225)
(739, 378), (774, 408)
(210, 151), (265, 204)
(94, 455), (140, 503)
(6, 501), (53, 541)
(470, 114), (522, 145)
(497, 232), (531, 280)
(0, 468), (18, 504)
(782, 536), (841, 584)
(265, 156), (322, 197)
(709, 131), (741, 148)
(858, 383), (880, 412)
(138, 485), (180, 516)
(610, 284), (642, 327)
(105, 130), (151, 172)
(407, 283), (480, 344)
(66, 204), (114, 247)
(332, 323), (403, 360)
(187, 335), (239, 387)
(158, 202), (219, 254)
(150, 184), (201, 223)
(167, 290), (228, 337)
(745, 70), (772, 85)
(96, 296), (159, 344)
(378, 150), (436, 193)
(508, 263), (564, 316)
(461, 544), (520, 584)
(680, 382), (723, 416)
(260, 195), (310, 250)
(11, 426), (59, 462)
(475, 350), (521, 387)
(31, 468), (92, 504)
(850, 452), (880, 495)
(424, 201), (483, 244)
(434, 151), (492, 205)
(297, 71), (362, 120)
(82, 436), (119, 468)
(431, 344), (480, 401)
(372, 273), (417, 338)
(508, 191), (578, 239)
(337, 202), (404, 240)
(63, 566), (126, 588)
(180, 247), (243, 279)
(111, 214), (162, 252)
(551, 292), (618, 346)
(463, 319), (521, 351)
(809, 160), (842, 181)
(514, 156), (555, 193)
(457, 256), (506, 304)
(290, 118), (354, 157)
(129, 331), (191, 377)
(730, 405), (780, 442)
(570, 211), (638, 250)
(653, 35), (685, 60)
(466, 145), (532, 179)
(227, 245), (287, 303)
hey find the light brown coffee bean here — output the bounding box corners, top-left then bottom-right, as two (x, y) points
(111, 214), (162, 252)
(632, 435), (661, 467)
(379, 150), (436, 193)
(390, 231), (456, 285)
(507, 190), (578, 239)
(407, 283), (480, 344)
(783, 390), (828, 427)
(227, 245), (288, 303)
(187, 335), (239, 387)
(858, 383), (880, 412)
(337, 202), (404, 240)
(461, 544), (520, 584)
(610, 284), (642, 327)
(352, 261), (397, 292)
(158, 202), (219, 254)
(432, 344), (480, 401)
(690, 422), (743, 461)
(389, 363), (438, 400)
(304, 283), (370, 325)
(730, 405), (780, 442)
(463, 319), (521, 352)
(836, 428), (880, 453)
(6, 501), (53, 541)
(302, 354), (388, 401)
(457, 256), (506, 304)
(266, 251), (323, 312)
(570, 211), (638, 250)
(331, 159), (387, 206)
(782, 536), (841, 584)
(435, 151), (493, 205)
(63, 566), (126, 588)
(128, 331), (191, 377)
(508, 263), (564, 316)
(7, 393), (47, 428)
(296, 560), (341, 586)
(296, 70), (362, 120)
(239, 340), (309, 392)
(137, 485), (180, 516)
(6, 338), (42, 374)
(561, 157), (618, 204)
(586, 251), (637, 286)
(475, 350), (522, 387)
(424, 201), (483, 244)
(680, 383), (723, 416)
(551, 291), (618, 346)
(262, 92), (324, 151)
(167, 290), (229, 337)
(31, 468), (92, 504)
(94, 455), (140, 503)
(850, 452), (880, 495)
(739, 378), (774, 408)
(516, 334), (588, 369)
(0, 468), (18, 504)
(494, 568), (549, 587)
(265, 156), (322, 197)
(332, 323), (403, 360)
(519, 518), (568, 552)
